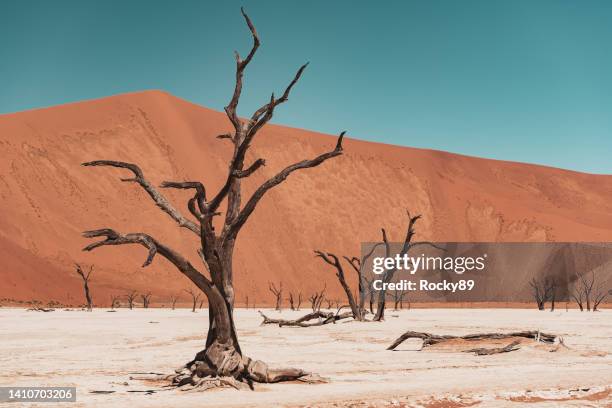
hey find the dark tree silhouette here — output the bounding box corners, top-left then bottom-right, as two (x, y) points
(184, 288), (201, 313)
(529, 277), (555, 311)
(309, 285), (326, 312)
(314, 251), (362, 320)
(268, 281), (283, 311)
(141, 292), (152, 308)
(75, 264), (93, 311)
(81, 8), (343, 387)
(126, 291), (137, 310)
(171, 295), (179, 310)
(373, 212), (422, 321)
(572, 271), (608, 312)
(110, 294), (121, 310)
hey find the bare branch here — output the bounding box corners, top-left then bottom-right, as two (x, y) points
(82, 228), (212, 289)
(233, 158), (266, 178)
(160, 180), (208, 215)
(224, 132), (345, 241)
(250, 63), (309, 124)
(82, 161), (199, 235)
(224, 7), (261, 131)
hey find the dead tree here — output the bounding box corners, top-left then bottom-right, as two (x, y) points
(550, 280), (557, 312)
(184, 288), (201, 313)
(309, 285), (326, 312)
(245, 295), (249, 309)
(373, 212), (425, 321)
(126, 291), (137, 310)
(75, 264), (94, 311)
(391, 287), (407, 311)
(141, 292), (152, 308)
(110, 294), (121, 310)
(268, 281), (283, 311)
(593, 288), (607, 312)
(81, 8), (344, 388)
(315, 251), (362, 320)
(296, 292), (302, 310)
(171, 295), (179, 310)
(529, 277), (555, 311)
(573, 271), (608, 312)
(288, 293), (296, 310)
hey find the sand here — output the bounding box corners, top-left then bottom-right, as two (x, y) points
(1, 307), (610, 407)
(1, 90), (612, 305)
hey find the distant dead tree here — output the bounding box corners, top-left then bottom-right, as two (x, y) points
(315, 251), (362, 320)
(126, 291), (137, 310)
(314, 212), (431, 322)
(529, 277), (555, 311)
(363, 276), (376, 313)
(550, 280), (557, 312)
(170, 295), (179, 310)
(288, 292), (303, 311)
(184, 288), (201, 313)
(141, 292), (152, 308)
(110, 294), (121, 310)
(296, 292), (302, 311)
(75, 264), (94, 311)
(391, 287), (407, 311)
(373, 212), (427, 321)
(572, 271), (608, 312)
(245, 295), (249, 309)
(199, 299), (205, 309)
(268, 281), (283, 311)
(288, 293), (296, 310)
(309, 285), (326, 312)
(81, 7), (344, 387)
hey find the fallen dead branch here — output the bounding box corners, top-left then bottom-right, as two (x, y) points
(463, 340), (521, 355)
(27, 307), (55, 312)
(258, 310), (352, 327)
(387, 330), (556, 351)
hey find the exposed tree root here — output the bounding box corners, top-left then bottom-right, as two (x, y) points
(258, 310), (353, 327)
(165, 343), (327, 391)
(387, 330), (557, 351)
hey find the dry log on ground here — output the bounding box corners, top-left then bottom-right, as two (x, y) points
(463, 340), (521, 355)
(259, 310), (352, 327)
(387, 330), (556, 351)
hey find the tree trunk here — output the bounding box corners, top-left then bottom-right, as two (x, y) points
(83, 281), (92, 311)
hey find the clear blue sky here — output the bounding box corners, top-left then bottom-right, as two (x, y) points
(1, 1), (611, 174)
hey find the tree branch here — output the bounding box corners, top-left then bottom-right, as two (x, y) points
(233, 158), (266, 178)
(223, 132), (345, 241)
(249, 63), (308, 127)
(160, 181), (208, 215)
(224, 7), (260, 132)
(82, 161), (199, 235)
(82, 228), (212, 288)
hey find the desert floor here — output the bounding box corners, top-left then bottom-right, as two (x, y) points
(0, 308), (611, 407)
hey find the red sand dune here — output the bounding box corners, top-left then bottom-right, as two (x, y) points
(1, 90), (611, 306)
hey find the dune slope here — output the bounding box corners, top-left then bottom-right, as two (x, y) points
(1, 90), (611, 305)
